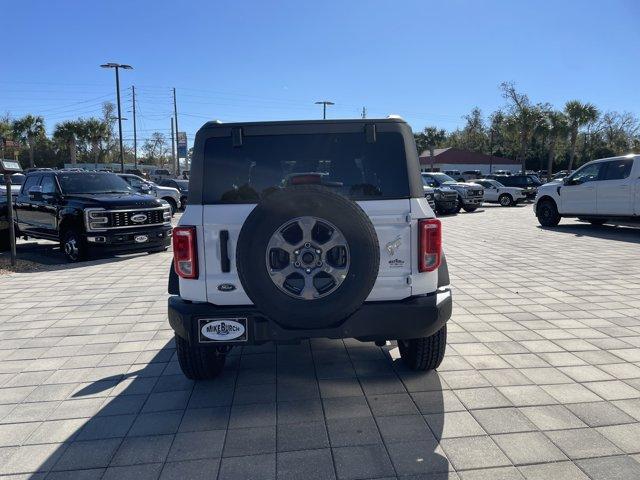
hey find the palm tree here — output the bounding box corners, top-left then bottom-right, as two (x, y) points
(53, 121), (83, 164)
(81, 118), (109, 163)
(543, 111), (569, 182)
(415, 126), (446, 171)
(565, 100), (599, 172)
(12, 115), (45, 168)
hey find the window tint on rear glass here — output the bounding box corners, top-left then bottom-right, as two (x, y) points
(602, 159), (633, 180)
(203, 132), (410, 203)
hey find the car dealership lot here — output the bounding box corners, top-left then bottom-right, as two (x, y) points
(0, 206), (639, 479)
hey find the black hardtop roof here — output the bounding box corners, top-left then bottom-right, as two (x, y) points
(198, 117), (408, 131)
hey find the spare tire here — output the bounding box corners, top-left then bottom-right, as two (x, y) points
(236, 185), (380, 329)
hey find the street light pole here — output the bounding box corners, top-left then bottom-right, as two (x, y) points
(100, 63), (133, 173)
(315, 100), (334, 120)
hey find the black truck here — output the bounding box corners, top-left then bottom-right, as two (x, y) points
(14, 171), (172, 261)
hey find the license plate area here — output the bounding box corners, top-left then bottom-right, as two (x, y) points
(198, 317), (248, 343)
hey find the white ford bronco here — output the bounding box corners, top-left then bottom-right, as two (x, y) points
(168, 118), (452, 379)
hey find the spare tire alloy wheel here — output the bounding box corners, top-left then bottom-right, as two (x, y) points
(266, 216), (350, 300)
(236, 186), (380, 329)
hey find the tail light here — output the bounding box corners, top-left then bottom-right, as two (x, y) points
(173, 226), (198, 279)
(418, 218), (441, 272)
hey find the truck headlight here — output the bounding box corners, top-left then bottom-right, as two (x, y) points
(163, 205), (172, 222)
(85, 209), (109, 231)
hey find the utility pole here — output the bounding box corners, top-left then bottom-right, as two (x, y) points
(173, 88), (182, 172)
(489, 129), (494, 174)
(100, 63), (133, 173)
(171, 116), (176, 174)
(132, 85), (138, 170)
(361, 107), (366, 119)
(315, 100), (334, 120)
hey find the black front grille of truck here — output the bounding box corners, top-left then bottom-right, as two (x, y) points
(108, 209), (165, 228)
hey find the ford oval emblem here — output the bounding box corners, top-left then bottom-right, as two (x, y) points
(131, 214), (147, 223)
(217, 283), (236, 292)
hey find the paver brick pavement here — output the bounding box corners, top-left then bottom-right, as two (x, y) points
(0, 206), (639, 478)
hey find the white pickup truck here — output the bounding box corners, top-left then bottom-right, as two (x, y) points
(535, 154), (640, 227)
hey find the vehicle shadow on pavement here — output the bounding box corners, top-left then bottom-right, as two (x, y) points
(8, 339), (450, 478)
(539, 223), (640, 244)
(0, 240), (164, 271)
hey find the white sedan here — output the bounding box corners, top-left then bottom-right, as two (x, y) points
(473, 179), (527, 206)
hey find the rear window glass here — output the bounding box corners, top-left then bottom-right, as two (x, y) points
(202, 132), (409, 203)
(602, 159), (633, 180)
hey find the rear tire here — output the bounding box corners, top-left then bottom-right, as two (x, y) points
(175, 334), (226, 380)
(536, 200), (561, 227)
(398, 325), (447, 371)
(499, 194), (514, 207)
(462, 206), (478, 212)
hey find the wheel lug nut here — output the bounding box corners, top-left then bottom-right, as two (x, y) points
(317, 261), (322, 267)
(294, 261), (301, 267)
(304, 243), (311, 248)
(294, 250), (299, 255)
(306, 268), (311, 273)
(316, 250), (321, 254)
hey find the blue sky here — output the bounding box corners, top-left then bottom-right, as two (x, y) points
(2, 0), (639, 148)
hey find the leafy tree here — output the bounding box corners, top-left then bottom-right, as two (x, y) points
(415, 126), (446, 161)
(101, 102), (118, 161)
(460, 107), (487, 153)
(500, 82), (545, 172)
(142, 132), (170, 166)
(564, 100), (599, 172)
(12, 115), (45, 168)
(0, 114), (15, 158)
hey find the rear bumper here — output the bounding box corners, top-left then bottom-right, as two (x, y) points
(168, 287), (452, 346)
(84, 225), (172, 254)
